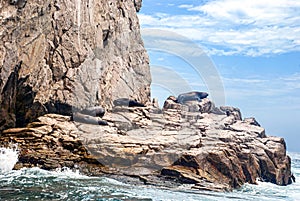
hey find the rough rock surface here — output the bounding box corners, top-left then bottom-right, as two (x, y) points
(0, 0), (151, 130)
(0, 98), (293, 191)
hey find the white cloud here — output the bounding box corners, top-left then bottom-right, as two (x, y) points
(223, 77), (267, 84)
(190, 0), (300, 26)
(281, 73), (300, 81)
(138, 14), (158, 25)
(280, 73), (300, 90)
(220, 74), (300, 99)
(138, 0), (300, 56)
(138, 14), (216, 28)
(285, 82), (300, 90)
(178, 4), (194, 9)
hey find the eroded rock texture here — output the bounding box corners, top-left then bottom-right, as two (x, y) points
(0, 98), (293, 191)
(0, 0), (151, 130)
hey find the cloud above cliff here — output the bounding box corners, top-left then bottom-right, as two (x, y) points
(138, 0), (300, 56)
(139, 0), (300, 151)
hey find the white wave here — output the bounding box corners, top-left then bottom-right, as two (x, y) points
(53, 167), (84, 178)
(0, 167), (92, 183)
(0, 145), (19, 174)
(0, 150), (298, 201)
(102, 177), (128, 186)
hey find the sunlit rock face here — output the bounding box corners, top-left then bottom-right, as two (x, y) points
(0, 0), (151, 130)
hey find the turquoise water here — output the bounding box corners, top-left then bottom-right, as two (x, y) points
(0, 151), (299, 201)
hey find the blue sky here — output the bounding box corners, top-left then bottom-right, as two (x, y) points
(137, 0), (300, 152)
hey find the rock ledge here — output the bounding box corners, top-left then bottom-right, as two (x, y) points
(0, 98), (293, 191)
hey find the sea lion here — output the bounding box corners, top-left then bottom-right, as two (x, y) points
(176, 91), (208, 104)
(79, 106), (105, 118)
(113, 98), (145, 107)
(72, 112), (108, 125)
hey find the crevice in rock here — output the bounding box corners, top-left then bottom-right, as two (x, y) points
(173, 155), (200, 169)
(118, 6), (126, 18)
(0, 61), (22, 130)
(15, 75), (37, 127)
(102, 29), (110, 47)
(129, 18), (133, 30)
(258, 157), (277, 184)
(45, 101), (73, 116)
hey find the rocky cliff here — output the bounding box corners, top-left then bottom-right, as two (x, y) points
(0, 0), (294, 192)
(0, 0), (151, 130)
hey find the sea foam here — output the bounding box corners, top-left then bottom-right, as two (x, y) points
(0, 145), (19, 174)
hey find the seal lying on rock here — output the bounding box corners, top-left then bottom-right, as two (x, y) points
(72, 112), (108, 125)
(78, 106), (105, 118)
(71, 106), (107, 125)
(176, 91), (209, 104)
(113, 98), (145, 107)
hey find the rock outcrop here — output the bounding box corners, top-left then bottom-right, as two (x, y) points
(0, 0), (293, 193)
(0, 98), (293, 191)
(0, 0), (151, 130)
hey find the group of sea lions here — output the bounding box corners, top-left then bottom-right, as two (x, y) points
(72, 92), (208, 125)
(72, 98), (146, 125)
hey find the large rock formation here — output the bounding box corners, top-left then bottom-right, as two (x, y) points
(0, 0), (151, 130)
(0, 98), (293, 191)
(0, 0), (294, 193)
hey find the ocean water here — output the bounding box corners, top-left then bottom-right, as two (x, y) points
(0, 148), (299, 201)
